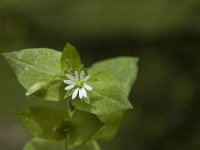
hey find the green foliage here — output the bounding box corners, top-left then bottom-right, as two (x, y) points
(87, 57), (139, 141)
(2, 48), (63, 89)
(16, 107), (68, 141)
(23, 138), (65, 150)
(23, 138), (100, 150)
(61, 43), (81, 73)
(89, 57), (139, 97)
(68, 110), (103, 146)
(71, 140), (101, 150)
(2, 43), (139, 150)
(2, 48), (65, 101)
(72, 71), (133, 115)
(93, 112), (123, 140)
(17, 107), (103, 147)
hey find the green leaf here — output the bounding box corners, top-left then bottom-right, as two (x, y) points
(17, 107), (103, 146)
(2, 48), (63, 89)
(25, 81), (47, 96)
(61, 43), (81, 73)
(23, 138), (100, 150)
(2, 48), (66, 101)
(68, 110), (104, 146)
(93, 112), (123, 140)
(25, 77), (66, 101)
(23, 138), (65, 150)
(71, 140), (101, 150)
(72, 71), (133, 115)
(16, 107), (68, 141)
(89, 57), (139, 97)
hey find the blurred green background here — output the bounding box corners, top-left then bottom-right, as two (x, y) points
(0, 0), (200, 150)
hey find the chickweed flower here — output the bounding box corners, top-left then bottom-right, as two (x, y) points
(64, 70), (92, 99)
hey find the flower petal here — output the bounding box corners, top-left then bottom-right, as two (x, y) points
(79, 88), (83, 99)
(66, 74), (76, 81)
(80, 71), (85, 79)
(72, 88), (79, 99)
(64, 80), (74, 85)
(65, 84), (75, 90)
(74, 71), (79, 80)
(84, 84), (92, 91)
(83, 75), (90, 82)
(81, 87), (87, 98)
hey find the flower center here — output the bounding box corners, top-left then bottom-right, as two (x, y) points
(76, 80), (84, 88)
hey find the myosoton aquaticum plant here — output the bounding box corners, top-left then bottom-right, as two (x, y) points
(2, 43), (139, 150)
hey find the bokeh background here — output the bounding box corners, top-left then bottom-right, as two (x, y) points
(0, 0), (200, 150)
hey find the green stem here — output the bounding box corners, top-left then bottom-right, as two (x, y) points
(65, 134), (70, 150)
(67, 100), (72, 117)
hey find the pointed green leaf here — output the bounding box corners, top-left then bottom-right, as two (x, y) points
(2, 48), (63, 89)
(23, 138), (100, 150)
(2, 48), (66, 101)
(23, 138), (65, 150)
(25, 77), (66, 101)
(72, 71), (133, 115)
(61, 43), (81, 73)
(16, 107), (68, 141)
(93, 112), (123, 140)
(25, 81), (47, 96)
(71, 140), (101, 150)
(89, 57), (139, 97)
(69, 110), (104, 146)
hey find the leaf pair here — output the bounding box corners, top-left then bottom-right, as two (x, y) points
(17, 107), (103, 147)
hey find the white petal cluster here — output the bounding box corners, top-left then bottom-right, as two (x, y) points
(64, 70), (92, 99)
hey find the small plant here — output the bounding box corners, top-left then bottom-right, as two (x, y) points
(2, 43), (139, 150)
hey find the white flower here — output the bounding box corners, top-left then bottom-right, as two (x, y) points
(64, 70), (92, 99)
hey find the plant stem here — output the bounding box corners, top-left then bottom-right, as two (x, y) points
(66, 100), (72, 117)
(65, 134), (70, 150)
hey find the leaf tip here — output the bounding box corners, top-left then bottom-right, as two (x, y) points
(126, 101), (133, 110)
(65, 42), (75, 49)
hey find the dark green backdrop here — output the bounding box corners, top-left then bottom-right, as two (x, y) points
(0, 0), (200, 150)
